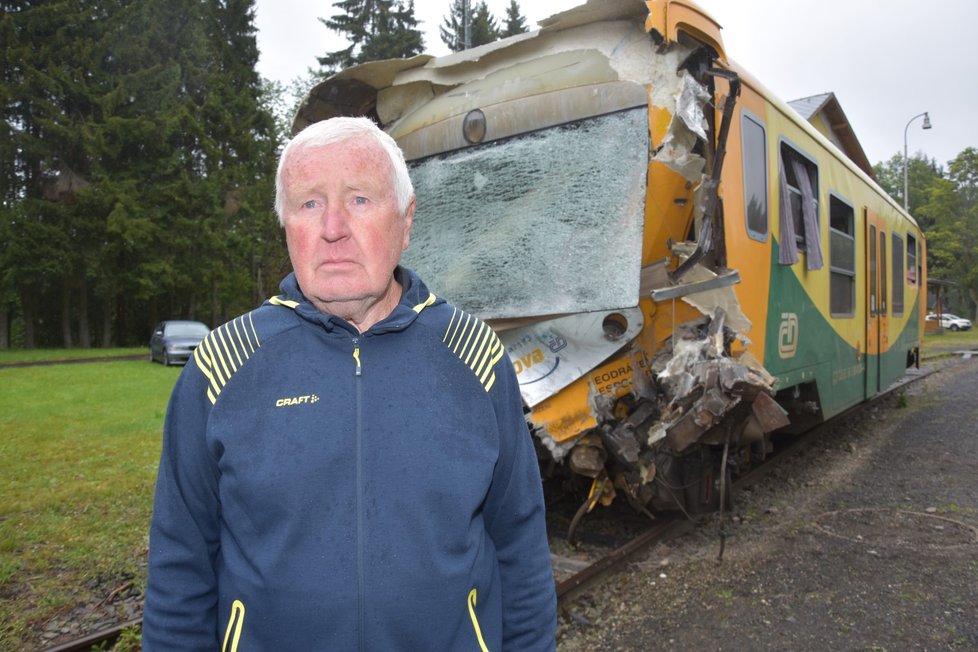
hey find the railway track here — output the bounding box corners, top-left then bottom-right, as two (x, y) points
(549, 361), (937, 605)
(40, 362), (942, 651)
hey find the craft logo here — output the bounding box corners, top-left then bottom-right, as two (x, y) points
(778, 313), (799, 359)
(276, 394), (320, 407)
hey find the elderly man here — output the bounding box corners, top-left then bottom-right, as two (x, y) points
(142, 117), (557, 651)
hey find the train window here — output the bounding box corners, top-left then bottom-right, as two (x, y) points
(778, 142), (824, 269)
(741, 113), (768, 241)
(829, 194), (855, 316)
(404, 108), (648, 318)
(907, 234), (918, 285)
(892, 233), (904, 315)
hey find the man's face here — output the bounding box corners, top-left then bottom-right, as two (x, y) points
(281, 136), (414, 319)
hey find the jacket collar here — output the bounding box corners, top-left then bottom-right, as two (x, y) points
(270, 267), (440, 335)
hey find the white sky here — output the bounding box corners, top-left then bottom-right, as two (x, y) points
(254, 0), (977, 168)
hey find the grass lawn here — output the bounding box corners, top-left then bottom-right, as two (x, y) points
(922, 326), (978, 357)
(0, 347), (145, 365)
(0, 355), (180, 650)
(0, 327), (974, 649)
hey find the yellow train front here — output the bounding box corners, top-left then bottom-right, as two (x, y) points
(294, 0), (925, 518)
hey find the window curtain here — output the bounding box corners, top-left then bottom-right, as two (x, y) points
(778, 156), (799, 265)
(790, 158), (824, 270)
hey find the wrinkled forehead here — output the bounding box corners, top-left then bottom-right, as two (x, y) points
(286, 136), (394, 184)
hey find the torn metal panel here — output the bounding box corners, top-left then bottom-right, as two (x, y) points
(676, 263), (752, 335)
(751, 391), (791, 432)
(499, 308), (645, 408)
(653, 72), (709, 181)
(653, 310), (784, 455)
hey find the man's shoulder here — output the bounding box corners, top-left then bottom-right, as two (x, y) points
(189, 303), (302, 404)
(421, 301), (507, 394)
(201, 302), (299, 358)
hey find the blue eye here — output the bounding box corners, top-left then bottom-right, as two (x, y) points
(354, 196), (368, 205)
(302, 200), (317, 210)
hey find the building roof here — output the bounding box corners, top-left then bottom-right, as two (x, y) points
(788, 92), (875, 180)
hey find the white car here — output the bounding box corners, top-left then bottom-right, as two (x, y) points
(926, 313), (973, 331)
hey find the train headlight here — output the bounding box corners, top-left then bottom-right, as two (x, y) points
(462, 109), (487, 144)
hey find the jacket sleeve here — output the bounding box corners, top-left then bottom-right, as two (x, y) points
(482, 352), (558, 651)
(142, 363), (221, 651)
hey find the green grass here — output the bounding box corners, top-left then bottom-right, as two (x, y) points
(922, 327), (978, 358)
(0, 347), (145, 365)
(0, 356), (179, 650)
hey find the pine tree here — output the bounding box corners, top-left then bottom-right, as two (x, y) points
(359, 1), (424, 64)
(1, 0), (283, 347)
(439, 0), (467, 52)
(469, 1), (499, 47)
(1, 0), (104, 346)
(499, 0), (528, 38)
(318, 0), (424, 76)
(440, 0), (499, 53)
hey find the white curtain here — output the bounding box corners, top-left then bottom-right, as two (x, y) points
(790, 157), (824, 270)
(778, 156), (799, 265)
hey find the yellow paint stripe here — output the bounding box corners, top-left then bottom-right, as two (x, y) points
(247, 312), (260, 348)
(472, 334), (494, 378)
(445, 308), (465, 348)
(480, 342), (504, 389)
(210, 330), (234, 382)
(443, 307), (458, 341)
(194, 346), (220, 404)
(193, 310), (267, 407)
(222, 323), (244, 369)
(454, 314), (475, 357)
(216, 326), (240, 375)
(231, 319), (249, 362)
(201, 336), (227, 388)
(440, 308), (503, 393)
(464, 322), (491, 367)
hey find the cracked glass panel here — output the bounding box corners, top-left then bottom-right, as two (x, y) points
(404, 108), (648, 319)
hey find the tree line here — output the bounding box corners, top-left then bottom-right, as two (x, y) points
(1, 1), (974, 349)
(1, 0), (282, 349)
(0, 0), (533, 349)
(874, 149), (978, 319)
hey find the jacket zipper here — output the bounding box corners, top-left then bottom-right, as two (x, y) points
(353, 336), (365, 651)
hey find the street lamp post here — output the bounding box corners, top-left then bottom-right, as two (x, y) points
(903, 111), (932, 211)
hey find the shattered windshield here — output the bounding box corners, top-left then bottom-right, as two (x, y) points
(404, 108), (648, 319)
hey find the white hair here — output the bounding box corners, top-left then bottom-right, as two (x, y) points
(274, 116), (415, 225)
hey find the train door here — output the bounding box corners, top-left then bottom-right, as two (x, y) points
(864, 209), (888, 396)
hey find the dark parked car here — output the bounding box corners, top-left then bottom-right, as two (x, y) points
(149, 320), (210, 365)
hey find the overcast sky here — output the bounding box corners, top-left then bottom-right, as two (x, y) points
(254, 0), (976, 168)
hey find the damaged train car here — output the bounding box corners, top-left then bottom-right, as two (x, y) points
(292, 0), (926, 526)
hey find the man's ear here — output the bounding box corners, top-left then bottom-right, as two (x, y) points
(401, 196), (416, 251)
